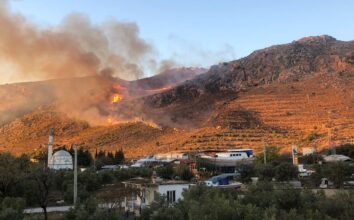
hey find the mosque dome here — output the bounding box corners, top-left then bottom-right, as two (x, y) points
(50, 150), (73, 170)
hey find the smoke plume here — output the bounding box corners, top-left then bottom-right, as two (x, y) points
(0, 1), (208, 126)
(0, 0), (156, 84)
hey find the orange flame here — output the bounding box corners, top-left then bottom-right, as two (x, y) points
(112, 94), (123, 103)
(107, 117), (113, 124)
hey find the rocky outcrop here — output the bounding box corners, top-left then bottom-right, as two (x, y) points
(146, 35), (354, 107)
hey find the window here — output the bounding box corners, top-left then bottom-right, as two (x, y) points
(167, 190), (176, 203)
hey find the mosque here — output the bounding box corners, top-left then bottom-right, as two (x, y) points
(47, 128), (73, 170)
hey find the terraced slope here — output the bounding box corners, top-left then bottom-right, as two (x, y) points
(210, 73), (354, 151)
(2, 36), (354, 157)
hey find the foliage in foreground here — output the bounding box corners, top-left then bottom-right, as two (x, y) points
(65, 197), (130, 220)
(140, 183), (354, 220)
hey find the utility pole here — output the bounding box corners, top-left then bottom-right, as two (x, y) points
(73, 145), (78, 205)
(263, 141), (267, 165)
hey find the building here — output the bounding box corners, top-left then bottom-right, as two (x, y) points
(46, 128), (73, 170)
(154, 152), (189, 160)
(302, 147), (315, 155)
(323, 154), (351, 162)
(100, 165), (119, 171)
(122, 177), (193, 215)
(197, 149), (254, 172)
(204, 173), (242, 188)
(49, 150), (73, 170)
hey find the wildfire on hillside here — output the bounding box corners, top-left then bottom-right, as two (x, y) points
(113, 84), (126, 91)
(112, 94), (123, 103)
(107, 93), (123, 124)
(144, 86), (172, 93)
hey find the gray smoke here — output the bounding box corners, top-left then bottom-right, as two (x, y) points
(0, 0), (156, 83)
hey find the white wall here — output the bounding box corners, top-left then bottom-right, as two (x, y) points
(157, 184), (190, 202)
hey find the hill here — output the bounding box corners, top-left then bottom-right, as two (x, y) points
(1, 36), (354, 157)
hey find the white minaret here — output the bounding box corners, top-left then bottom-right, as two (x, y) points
(291, 144), (298, 165)
(47, 128), (54, 168)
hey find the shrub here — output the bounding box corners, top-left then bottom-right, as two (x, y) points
(156, 165), (174, 179)
(175, 165), (194, 181)
(274, 163), (298, 181)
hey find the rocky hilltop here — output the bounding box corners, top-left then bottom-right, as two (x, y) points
(147, 35), (354, 108)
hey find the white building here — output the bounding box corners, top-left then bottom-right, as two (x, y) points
(154, 152), (189, 160)
(49, 150), (73, 170)
(302, 147), (315, 155)
(46, 128), (73, 170)
(323, 154), (351, 162)
(122, 177), (193, 214)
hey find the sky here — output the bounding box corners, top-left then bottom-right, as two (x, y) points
(7, 0), (354, 68)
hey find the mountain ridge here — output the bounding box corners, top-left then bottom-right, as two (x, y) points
(2, 35), (354, 157)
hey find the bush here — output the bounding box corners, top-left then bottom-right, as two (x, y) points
(114, 168), (153, 181)
(255, 146), (280, 164)
(255, 164), (275, 181)
(0, 197), (25, 220)
(156, 165), (174, 179)
(175, 165), (194, 181)
(65, 197), (126, 220)
(237, 164), (256, 182)
(99, 171), (114, 185)
(141, 184), (354, 220)
(79, 170), (102, 192)
(321, 162), (353, 188)
(334, 144), (354, 158)
(305, 131), (321, 144)
(274, 163), (298, 181)
(299, 154), (323, 164)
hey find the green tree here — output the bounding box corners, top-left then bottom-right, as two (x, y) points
(78, 148), (93, 167)
(27, 166), (54, 220)
(0, 153), (25, 197)
(321, 162), (353, 188)
(256, 146), (280, 164)
(79, 170), (101, 192)
(274, 189), (301, 211)
(140, 183), (353, 220)
(114, 149), (125, 164)
(156, 165), (174, 179)
(255, 164), (275, 181)
(274, 163), (298, 181)
(336, 144), (354, 158)
(0, 197), (25, 220)
(237, 164), (256, 182)
(68, 146), (93, 167)
(299, 154), (323, 164)
(175, 165), (194, 181)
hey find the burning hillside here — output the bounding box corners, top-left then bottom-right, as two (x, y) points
(0, 66), (204, 127)
(143, 35), (354, 126)
(2, 35), (354, 157)
(0, 0), (208, 126)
